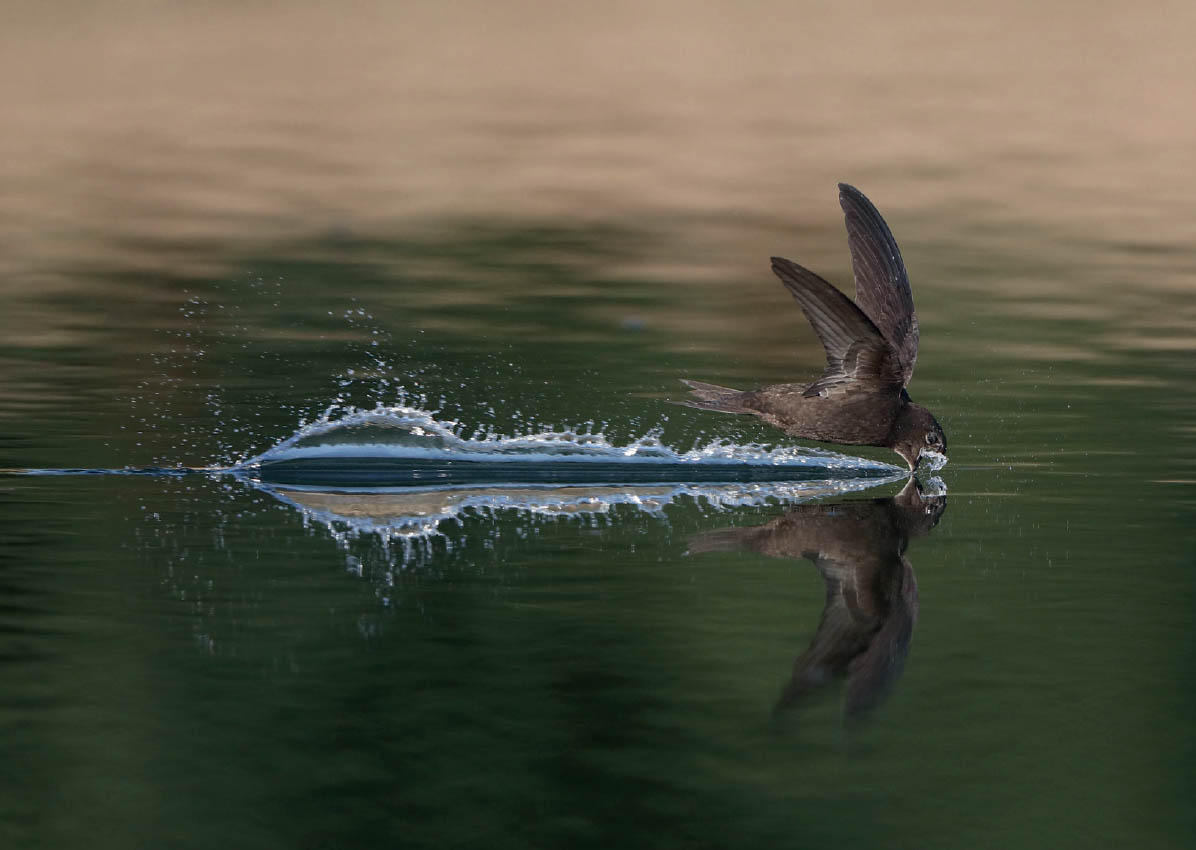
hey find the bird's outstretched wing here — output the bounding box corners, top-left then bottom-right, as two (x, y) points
(770, 256), (904, 398)
(838, 183), (918, 385)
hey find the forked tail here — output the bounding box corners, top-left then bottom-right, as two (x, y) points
(684, 525), (755, 555)
(675, 379), (749, 414)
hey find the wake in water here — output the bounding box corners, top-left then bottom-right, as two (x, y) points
(2, 399), (942, 581)
(232, 403), (903, 487)
(11, 402), (909, 486)
(218, 403), (914, 570)
(9, 401), (911, 487)
(11, 401), (926, 572)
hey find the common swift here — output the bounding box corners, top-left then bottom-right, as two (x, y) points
(679, 184), (946, 471)
(687, 477), (946, 720)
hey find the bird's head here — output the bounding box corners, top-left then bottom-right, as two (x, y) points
(893, 475), (947, 535)
(893, 404), (947, 472)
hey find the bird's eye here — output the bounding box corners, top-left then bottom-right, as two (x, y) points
(925, 432), (939, 446)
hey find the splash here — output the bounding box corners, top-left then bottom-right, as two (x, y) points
(920, 475), (948, 497)
(223, 403), (910, 573)
(235, 403), (902, 487)
(208, 403), (911, 575)
(921, 450), (949, 472)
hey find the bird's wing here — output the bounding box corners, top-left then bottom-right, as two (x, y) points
(838, 183), (919, 386)
(843, 558), (918, 719)
(770, 256), (904, 398)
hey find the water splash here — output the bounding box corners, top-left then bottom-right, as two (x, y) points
(207, 402), (911, 575)
(5, 401), (912, 485)
(235, 403), (902, 486)
(921, 450), (949, 472)
(921, 475), (948, 496)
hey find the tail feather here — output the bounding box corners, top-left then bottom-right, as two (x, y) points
(676, 379), (749, 414)
(685, 526), (756, 555)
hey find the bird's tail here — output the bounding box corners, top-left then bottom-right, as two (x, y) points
(684, 526), (755, 555)
(674, 379), (749, 414)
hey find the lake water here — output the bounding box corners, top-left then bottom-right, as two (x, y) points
(2, 3), (1195, 848)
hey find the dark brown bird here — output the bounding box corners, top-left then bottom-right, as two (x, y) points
(687, 477), (946, 721)
(679, 183), (946, 471)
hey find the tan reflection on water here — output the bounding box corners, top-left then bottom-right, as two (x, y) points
(3, 0), (1196, 290)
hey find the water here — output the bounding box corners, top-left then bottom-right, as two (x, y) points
(3, 3), (1196, 848)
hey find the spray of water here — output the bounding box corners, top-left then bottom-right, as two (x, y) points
(236, 403), (903, 472)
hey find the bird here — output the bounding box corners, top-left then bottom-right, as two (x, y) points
(686, 476), (945, 721)
(678, 183), (946, 471)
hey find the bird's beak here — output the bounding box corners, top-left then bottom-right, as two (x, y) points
(919, 447), (949, 472)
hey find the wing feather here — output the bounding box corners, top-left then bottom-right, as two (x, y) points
(770, 257), (904, 398)
(838, 183), (919, 385)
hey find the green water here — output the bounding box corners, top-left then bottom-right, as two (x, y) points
(4, 214), (1194, 849)
(4, 3), (1196, 848)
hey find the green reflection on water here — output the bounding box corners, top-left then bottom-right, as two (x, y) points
(1, 216), (1194, 849)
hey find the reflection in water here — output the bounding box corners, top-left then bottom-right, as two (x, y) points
(688, 477), (945, 721)
(250, 474), (905, 571)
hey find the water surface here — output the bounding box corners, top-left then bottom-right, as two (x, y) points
(2, 3), (1196, 849)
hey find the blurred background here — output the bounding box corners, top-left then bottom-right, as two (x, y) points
(5, 0), (1195, 294)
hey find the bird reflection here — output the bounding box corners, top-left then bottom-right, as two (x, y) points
(687, 477), (945, 722)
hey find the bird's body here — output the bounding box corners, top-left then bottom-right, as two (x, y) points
(681, 379), (907, 447)
(679, 184), (947, 471)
